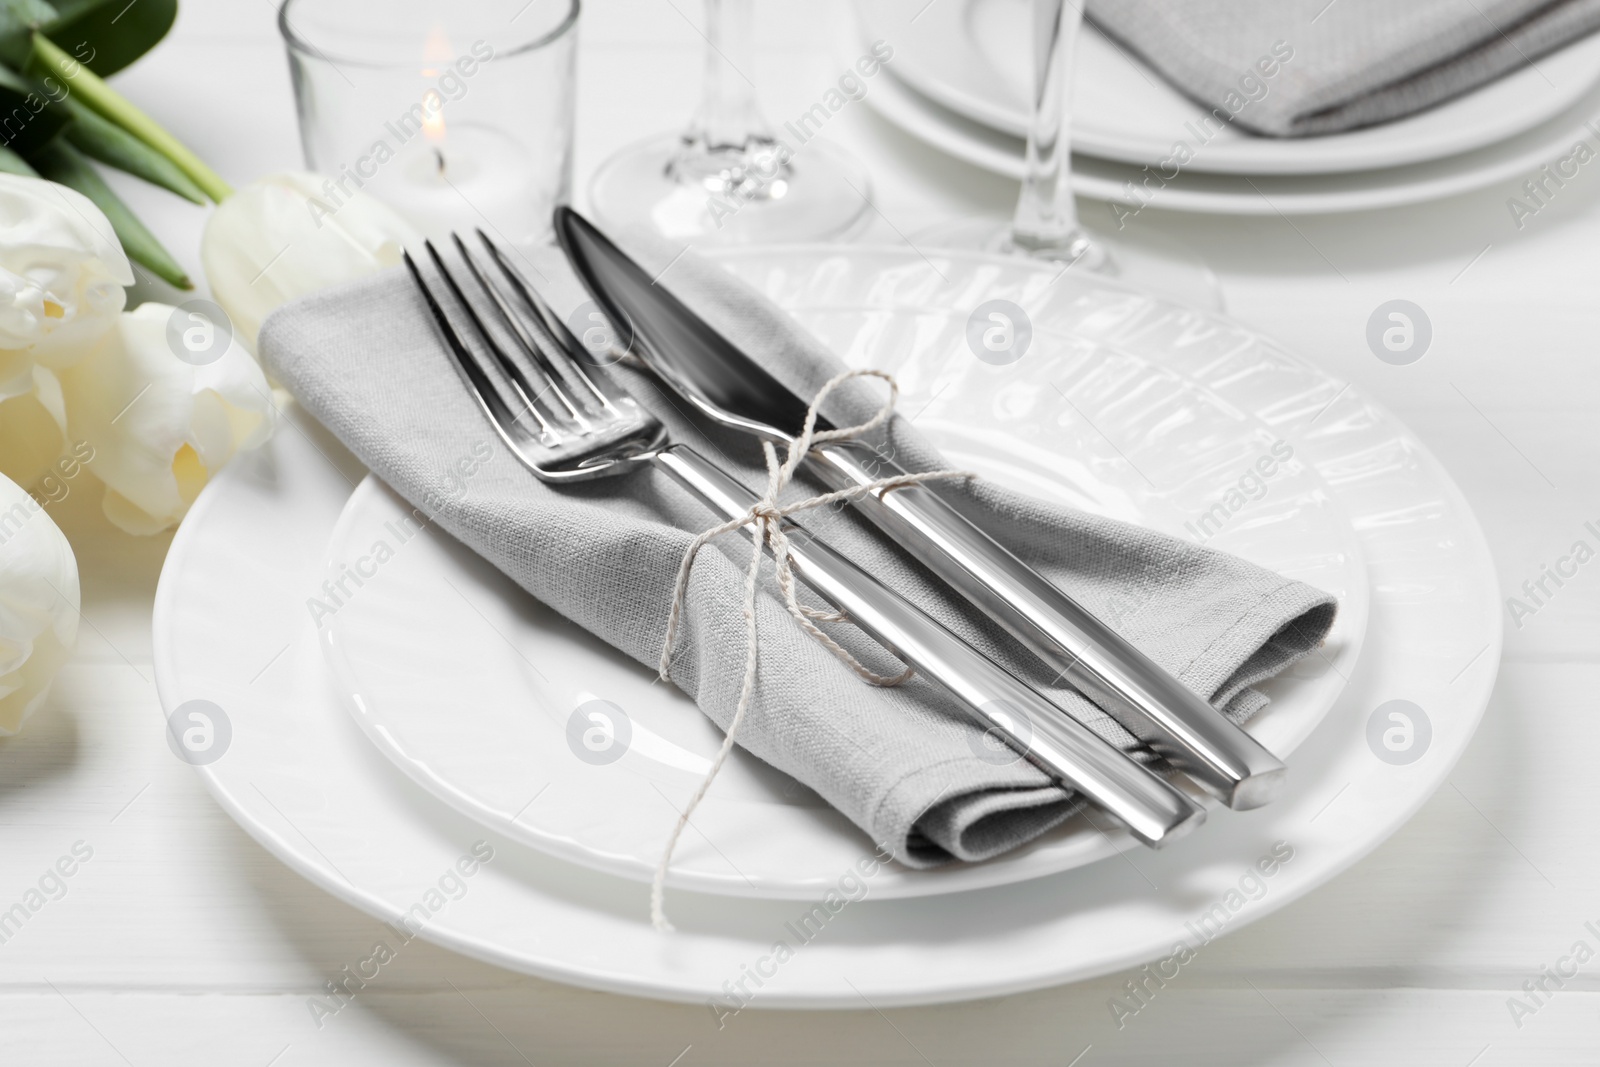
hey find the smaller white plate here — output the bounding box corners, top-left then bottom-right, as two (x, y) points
(860, 42), (1600, 216)
(320, 250), (1368, 900)
(859, 0), (1600, 175)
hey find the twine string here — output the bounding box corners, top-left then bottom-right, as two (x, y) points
(650, 369), (971, 931)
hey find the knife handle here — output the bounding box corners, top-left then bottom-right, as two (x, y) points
(652, 444), (1205, 848)
(809, 441), (1286, 810)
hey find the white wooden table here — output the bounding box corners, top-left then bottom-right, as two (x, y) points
(4, 2), (1599, 1063)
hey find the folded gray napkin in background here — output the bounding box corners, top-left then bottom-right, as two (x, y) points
(1088, 0), (1600, 136)
(258, 242), (1335, 867)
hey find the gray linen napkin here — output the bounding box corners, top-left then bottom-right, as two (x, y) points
(258, 243), (1335, 867)
(1088, 0), (1600, 136)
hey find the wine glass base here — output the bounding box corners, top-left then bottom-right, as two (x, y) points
(588, 134), (873, 246)
(913, 217), (1225, 312)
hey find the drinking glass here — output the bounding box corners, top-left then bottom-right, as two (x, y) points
(280, 0), (578, 244)
(917, 0), (1220, 309)
(587, 0), (872, 244)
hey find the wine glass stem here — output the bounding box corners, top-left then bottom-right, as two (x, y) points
(683, 0), (773, 152)
(1010, 0), (1102, 264)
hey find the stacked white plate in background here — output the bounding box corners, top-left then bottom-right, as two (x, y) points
(852, 0), (1600, 214)
(153, 248), (1501, 1006)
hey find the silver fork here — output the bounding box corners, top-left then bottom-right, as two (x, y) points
(402, 232), (1206, 849)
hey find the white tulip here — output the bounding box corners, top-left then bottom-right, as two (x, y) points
(0, 173), (132, 364)
(201, 171), (419, 351)
(58, 302), (276, 535)
(0, 350), (68, 491)
(0, 471), (79, 734)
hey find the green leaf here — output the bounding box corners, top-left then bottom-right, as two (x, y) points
(9, 0), (174, 78)
(62, 94), (204, 203)
(0, 60), (67, 153)
(0, 141), (36, 174)
(0, 0), (61, 69)
(33, 140), (190, 288)
(32, 32), (229, 201)
(0, 0), (57, 38)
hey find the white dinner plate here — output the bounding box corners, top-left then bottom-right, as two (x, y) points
(152, 247), (1500, 1006)
(320, 249), (1368, 900)
(857, 0), (1600, 175)
(860, 46), (1600, 216)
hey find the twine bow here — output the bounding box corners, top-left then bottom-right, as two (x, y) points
(650, 369), (971, 931)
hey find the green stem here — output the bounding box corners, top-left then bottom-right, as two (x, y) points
(31, 31), (231, 202)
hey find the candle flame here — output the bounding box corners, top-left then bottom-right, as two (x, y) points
(423, 104), (446, 144)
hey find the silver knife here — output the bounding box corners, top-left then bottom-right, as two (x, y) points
(553, 207), (1286, 809)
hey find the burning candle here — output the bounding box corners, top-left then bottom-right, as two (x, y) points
(385, 110), (538, 242)
(281, 0), (577, 247)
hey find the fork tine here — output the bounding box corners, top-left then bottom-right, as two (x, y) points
(403, 248), (542, 444)
(418, 239), (558, 440)
(449, 232), (592, 429)
(475, 229), (616, 414)
(478, 228), (588, 358)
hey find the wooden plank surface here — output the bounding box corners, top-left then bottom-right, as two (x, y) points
(2, 0), (1598, 1062)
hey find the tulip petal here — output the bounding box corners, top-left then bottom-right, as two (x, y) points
(0, 471), (79, 734)
(202, 171), (419, 352)
(0, 173), (131, 363)
(59, 302), (276, 534)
